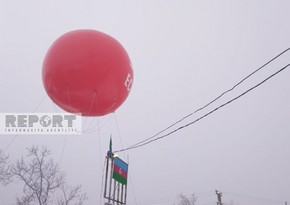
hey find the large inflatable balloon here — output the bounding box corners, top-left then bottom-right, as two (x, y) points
(42, 29), (133, 116)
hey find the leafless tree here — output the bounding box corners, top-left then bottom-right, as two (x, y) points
(0, 149), (11, 185)
(12, 146), (65, 205)
(12, 146), (87, 205)
(57, 184), (88, 205)
(175, 193), (197, 205)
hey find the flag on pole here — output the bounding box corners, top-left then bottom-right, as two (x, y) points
(113, 157), (128, 185)
(108, 137), (112, 158)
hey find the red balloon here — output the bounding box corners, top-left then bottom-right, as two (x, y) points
(42, 29), (133, 116)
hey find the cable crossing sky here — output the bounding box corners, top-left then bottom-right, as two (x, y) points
(115, 48), (290, 153)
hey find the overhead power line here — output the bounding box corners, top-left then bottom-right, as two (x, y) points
(224, 191), (285, 204)
(118, 47), (290, 152)
(115, 58), (290, 153)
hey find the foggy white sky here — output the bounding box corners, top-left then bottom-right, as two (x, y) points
(1, 1), (290, 204)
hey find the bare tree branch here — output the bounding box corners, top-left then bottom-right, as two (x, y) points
(175, 193), (197, 205)
(0, 149), (11, 185)
(12, 146), (65, 205)
(11, 146), (87, 205)
(57, 184), (88, 205)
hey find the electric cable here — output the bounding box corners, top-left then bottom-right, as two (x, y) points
(124, 48), (290, 150)
(115, 63), (290, 152)
(224, 191), (285, 204)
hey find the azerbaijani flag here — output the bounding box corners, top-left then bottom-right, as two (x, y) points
(112, 157), (128, 185)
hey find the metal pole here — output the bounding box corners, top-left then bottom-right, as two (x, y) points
(124, 184), (127, 205)
(104, 156), (109, 198)
(113, 180), (116, 204)
(121, 184), (124, 204)
(117, 182), (120, 204)
(108, 158), (114, 203)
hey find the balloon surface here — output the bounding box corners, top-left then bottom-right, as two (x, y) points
(42, 29), (133, 116)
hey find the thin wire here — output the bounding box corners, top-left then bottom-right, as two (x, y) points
(4, 134), (18, 152)
(59, 88), (98, 167)
(96, 117), (105, 205)
(224, 191), (285, 203)
(66, 85), (72, 110)
(56, 86), (73, 168)
(99, 158), (106, 205)
(113, 113), (126, 159)
(83, 117), (111, 134)
(135, 191), (215, 205)
(126, 113), (192, 150)
(113, 113), (138, 204)
(33, 93), (47, 112)
(82, 116), (96, 132)
(59, 135), (67, 167)
(193, 47), (290, 114)
(128, 165), (138, 205)
(88, 90), (97, 115)
(126, 47), (290, 150)
(48, 91), (61, 112)
(82, 114), (113, 134)
(97, 118), (103, 167)
(4, 93), (47, 151)
(115, 64), (289, 152)
(82, 90), (97, 133)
